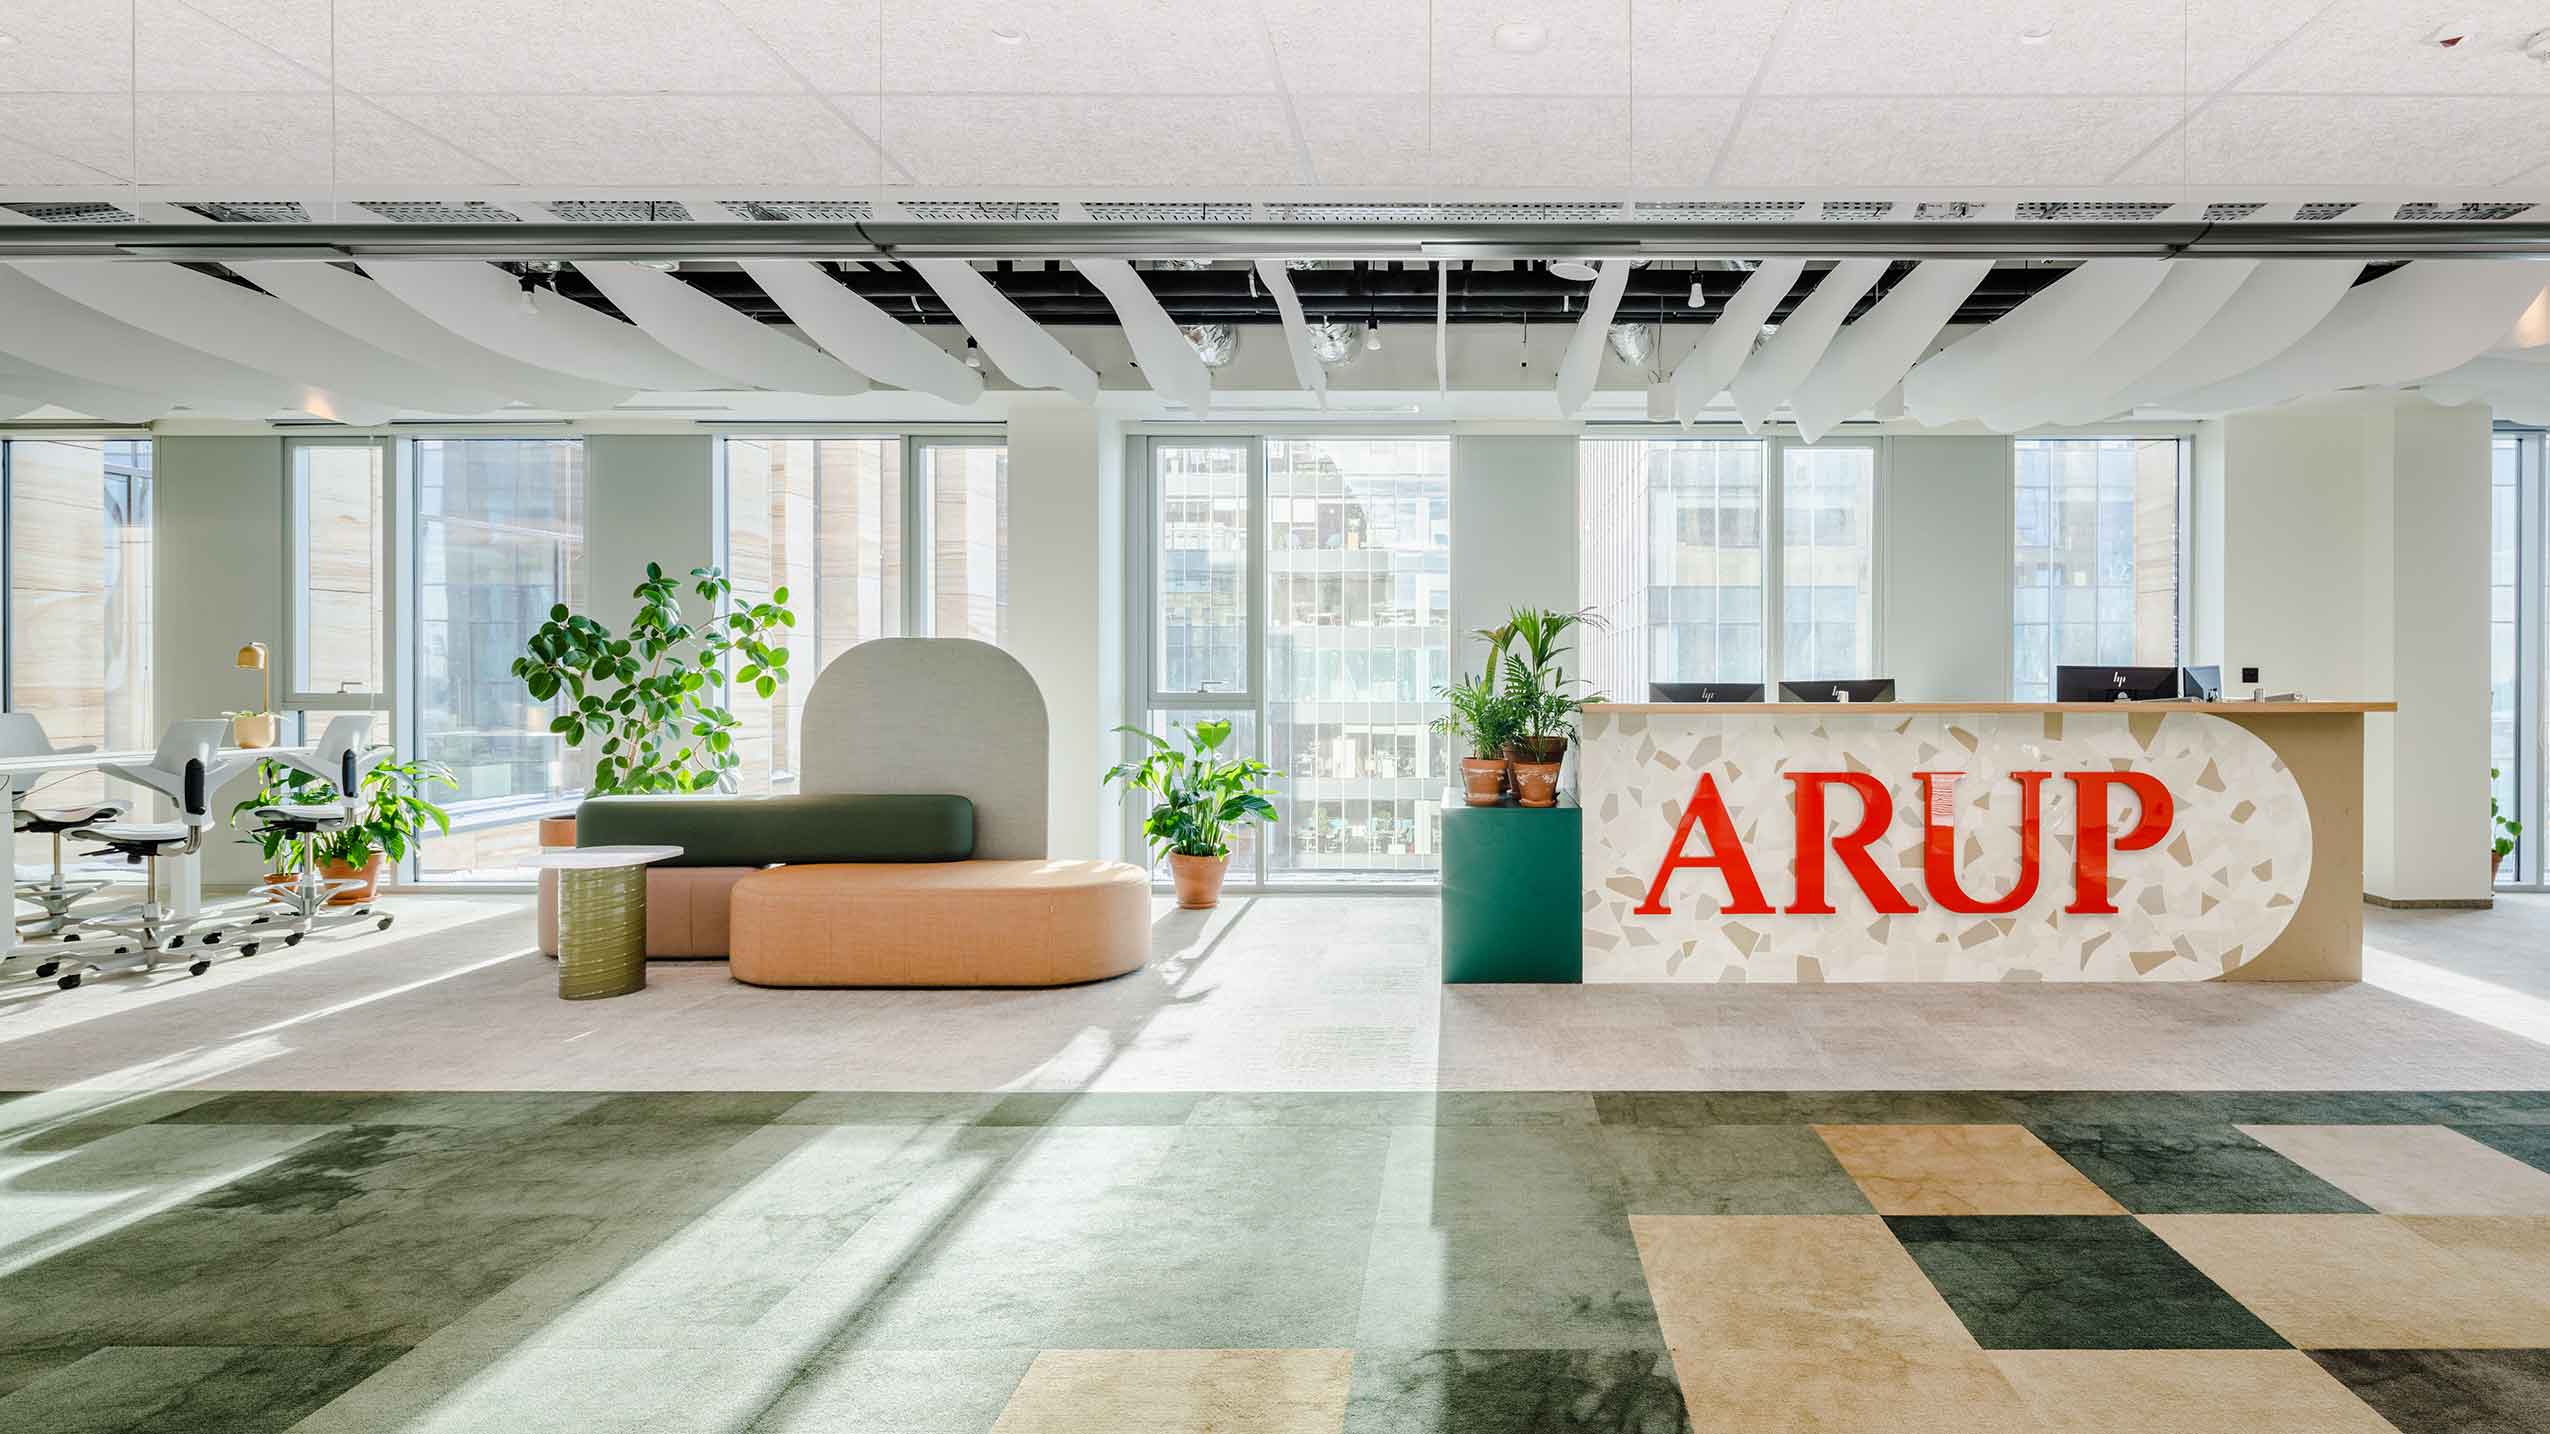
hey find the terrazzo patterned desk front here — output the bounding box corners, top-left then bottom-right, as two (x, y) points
(1579, 702), (2388, 983)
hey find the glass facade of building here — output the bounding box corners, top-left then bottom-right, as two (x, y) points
(2011, 437), (2185, 702)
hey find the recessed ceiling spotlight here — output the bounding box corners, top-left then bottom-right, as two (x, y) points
(2017, 23), (2054, 44)
(989, 23), (1026, 44)
(1490, 20), (1549, 54)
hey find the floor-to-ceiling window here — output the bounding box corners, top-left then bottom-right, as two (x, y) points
(2011, 436), (2187, 701)
(1136, 434), (1451, 886)
(0, 437), (151, 805)
(2496, 427), (2548, 889)
(717, 434), (1004, 795)
(1782, 445), (1878, 683)
(290, 440), (388, 701)
(411, 438), (586, 882)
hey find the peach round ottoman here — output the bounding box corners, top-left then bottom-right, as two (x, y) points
(727, 859), (1151, 987)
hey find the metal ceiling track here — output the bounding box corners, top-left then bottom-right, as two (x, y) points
(3, 221), (2549, 262)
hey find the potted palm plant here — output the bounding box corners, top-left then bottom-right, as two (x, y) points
(1104, 718), (1280, 908)
(1433, 672), (1523, 806)
(1484, 605), (1607, 807)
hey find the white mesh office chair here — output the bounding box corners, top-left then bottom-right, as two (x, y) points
(0, 713), (127, 968)
(246, 714), (397, 943)
(52, 720), (261, 988)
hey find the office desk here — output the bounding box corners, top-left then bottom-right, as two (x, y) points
(3, 743), (309, 961)
(1576, 701), (2395, 983)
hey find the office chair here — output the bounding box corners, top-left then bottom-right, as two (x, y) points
(52, 721), (260, 989)
(245, 715), (398, 944)
(0, 714), (127, 972)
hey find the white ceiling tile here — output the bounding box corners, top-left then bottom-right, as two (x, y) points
(883, 0), (1280, 95)
(0, 1), (131, 89)
(174, 0), (336, 76)
(1631, 96), (1743, 188)
(367, 95), (880, 185)
(1293, 95), (1429, 186)
(0, 96), (133, 180)
(714, 0), (883, 92)
(1429, 96), (1629, 187)
(2181, 96), (2550, 187)
(2236, 0), (2550, 93)
(1758, 0), (2190, 95)
(879, 95), (1298, 186)
(137, 93), (329, 186)
(333, 0), (795, 93)
(1630, 0), (1790, 96)
(1715, 97), (2184, 187)
(135, 0), (324, 91)
(1259, 0), (1427, 96)
(1431, 0), (1631, 97)
(2182, 0), (2327, 93)
(0, 132), (113, 185)
(331, 95), (521, 185)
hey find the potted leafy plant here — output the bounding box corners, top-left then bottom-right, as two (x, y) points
(1104, 718), (1279, 908)
(1479, 605), (1607, 807)
(2494, 766), (2522, 884)
(1433, 672), (1524, 806)
(233, 756), (456, 903)
(512, 563), (794, 841)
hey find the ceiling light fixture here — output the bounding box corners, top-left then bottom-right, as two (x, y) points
(1607, 323), (1652, 365)
(1490, 20), (1549, 54)
(1363, 319), (1382, 352)
(1182, 323), (1238, 368)
(989, 23), (1026, 44)
(1308, 321), (1362, 367)
(1549, 259), (1600, 282)
(964, 336), (983, 369)
(1686, 280), (1707, 310)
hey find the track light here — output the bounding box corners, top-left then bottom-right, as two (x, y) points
(518, 274), (540, 316)
(963, 336), (983, 369)
(1686, 280), (1707, 310)
(1363, 320), (1381, 352)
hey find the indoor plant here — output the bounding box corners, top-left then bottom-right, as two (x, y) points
(1103, 717), (1279, 908)
(1433, 671), (1524, 806)
(512, 563), (794, 809)
(1481, 605), (1607, 807)
(2494, 766), (2522, 884)
(233, 756), (456, 903)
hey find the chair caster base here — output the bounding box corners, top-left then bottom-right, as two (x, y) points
(188, 960), (209, 976)
(56, 973), (80, 990)
(377, 915), (395, 932)
(283, 932), (304, 947)
(61, 933), (79, 943)
(33, 961), (57, 978)
(239, 943), (259, 957)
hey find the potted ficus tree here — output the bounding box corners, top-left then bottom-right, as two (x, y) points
(512, 564), (795, 842)
(1433, 671), (1524, 806)
(1477, 605), (1607, 808)
(233, 756), (456, 903)
(1104, 717), (1280, 909)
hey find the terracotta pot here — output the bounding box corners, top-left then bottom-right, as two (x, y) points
(232, 712), (278, 749)
(538, 815), (578, 849)
(1458, 756), (1509, 807)
(1168, 852), (1229, 909)
(1509, 735), (1568, 766)
(320, 851), (382, 905)
(1510, 760), (1563, 808)
(2493, 849), (2508, 885)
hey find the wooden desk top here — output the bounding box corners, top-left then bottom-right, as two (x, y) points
(1584, 701), (2398, 716)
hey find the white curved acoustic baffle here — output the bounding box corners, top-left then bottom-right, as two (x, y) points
(233, 260), (635, 414)
(1252, 259), (1328, 406)
(1669, 258), (1805, 425)
(739, 259), (984, 405)
(2496, 283), (2550, 350)
(0, 351), (189, 424)
(2159, 261), (2550, 415)
(2003, 260), (2258, 428)
(360, 261), (731, 392)
(0, 266), (392, 424)
(13, 260), (514, 416)
(575, 261), (868, 396)
(2420, 355), (2550, 423)
(1555, 260), (1632, 417)
(1728, 259), (1884, 433)
(1788, 261), (1988, 444)
(1905, 259), (2170, 427)
(2113, 261), (2362, 409)
(909, 259), (1100, 403)
(1073, 259), (1212, 415)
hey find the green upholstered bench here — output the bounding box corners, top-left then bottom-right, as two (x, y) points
(535, 793), (974, 958)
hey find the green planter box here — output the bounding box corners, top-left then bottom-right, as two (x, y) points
(1440, 802), (1582, 983)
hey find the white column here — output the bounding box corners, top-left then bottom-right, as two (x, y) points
(1002, 396), (1126, 860)
(583, 432), (716, 602)
(1451, 435), (1581, 646)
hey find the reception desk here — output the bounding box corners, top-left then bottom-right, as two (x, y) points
(1575, 701), (2395, 984)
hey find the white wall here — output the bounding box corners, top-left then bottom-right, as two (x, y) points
(1452, 434), (1580, 673)
(1881, 436), (2013, 701)
(1005, 396), (1125, 860)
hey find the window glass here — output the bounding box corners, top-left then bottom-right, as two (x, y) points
(1781, 446), (1877, 682)
(2494, 434), (2522, 882)
(412, 438), (585, 881)
(923, 443), (1006, 644)
(293, 443), (386, 696)
(2011, 437), (2184, 702)
(1262, 437), (1450, 880)
(1579, 438), (1766, 699)
(1154, 442), (1250, 696)
(4, 438), (151, 806)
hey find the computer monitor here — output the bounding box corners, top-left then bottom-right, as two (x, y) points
(1778, 678), (1897, 704)
(2055, 665), (2182, 703)
(1649, 682), (1765, 704)
(2180, 665), (2224, 701)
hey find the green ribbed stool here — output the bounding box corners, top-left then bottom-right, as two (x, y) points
(533, 845), (682, 1000)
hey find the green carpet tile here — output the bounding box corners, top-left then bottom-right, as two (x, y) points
(4, 1089), (2550, 1431)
